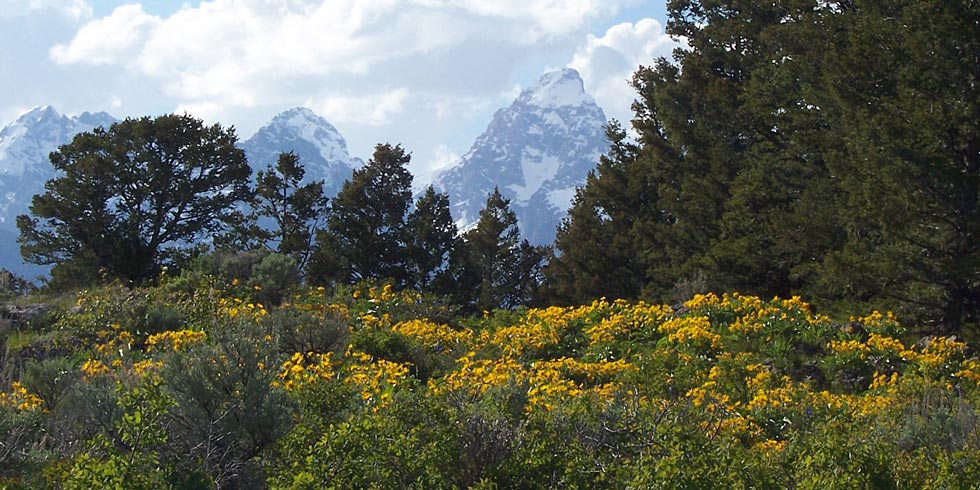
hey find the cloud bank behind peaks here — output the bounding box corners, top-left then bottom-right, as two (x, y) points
(570, 18), (680, 127)
(35, 1), (678, 181)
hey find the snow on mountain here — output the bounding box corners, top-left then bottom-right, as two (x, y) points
(241, 107), (362, 198)
(0, 106), (116, 278)
(433, 68), (608, 245)
(0, 106), (116, 228)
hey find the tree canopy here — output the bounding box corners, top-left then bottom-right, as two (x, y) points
(549, 0), (980, 338)
(450, 188), (545, 312)
(17, 114), (250, 288)
(251, 151), (329, 272)
(308, 143), (415, 286)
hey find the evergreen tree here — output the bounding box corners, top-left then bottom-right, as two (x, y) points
(252, 151), (328, 271)
(405, 185), (458, 294)
(307, 143), (413, 286)
(688, 1), (846, 298)
(17, 114), (250, 288)
(814, 0), (980, 336)
(451, 188), (545, 312)
(550, 0), (980, 336)
(545, 122), (658, 304)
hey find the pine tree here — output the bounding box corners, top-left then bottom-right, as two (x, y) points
(544, 122), (657, 304)
(694, 1), (846, 298)
(813, 0), (980, 336)
(252, 151), (328, 271)
(307, 143), (413, 286)
(405, 185), (458, 293)
(451, 188), (545, 312)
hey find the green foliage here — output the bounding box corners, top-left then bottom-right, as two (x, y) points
(450, 188), (546, 312)
(250, 151), (329, 271)
(0, 402), (44, 483)
(3, 276), (980, 488)
(160, 319), (294, 488)
(405, 185), (458, 294)
(309, 143), (414, 287)
(251, 252), (301, 306)
(57, 377), (174, 490)
(812, 1), (980, 338)
(545, 121), (655, 305)
(17, 114), (250, 289)
(547, 0), (980, 339)
(21, 357), (81, 412)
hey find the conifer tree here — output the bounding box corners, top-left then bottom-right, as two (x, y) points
(405, 185), (458, 293)
(813, 0), (980, 335)
(307, 143), (413, 286)
(17, 114), (250, 288)
(545, 122), (657, 304)
(252, 151), (328, 271)
(451, 188), (545, 312)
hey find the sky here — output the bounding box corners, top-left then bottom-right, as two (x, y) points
(0, 0), (679, 181)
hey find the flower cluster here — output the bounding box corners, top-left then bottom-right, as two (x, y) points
(658, 315), (722, 350)
(343, 349), (412, 410)
(145, 329), (207, 352)
(219, 297), (269, 319)
(277, 352), (335, 391)
(81, 359), (110, 380)
(0, 382), (43, 411)
(391, 319), (472, 348)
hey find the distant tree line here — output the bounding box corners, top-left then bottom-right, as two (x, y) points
(16, 118), (543, 313)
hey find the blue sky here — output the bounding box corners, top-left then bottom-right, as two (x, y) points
(1, 1), (677, 181)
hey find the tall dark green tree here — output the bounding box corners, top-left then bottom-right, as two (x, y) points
(405, 185), (458, 293)
(672, 1), (846, 298)
(307, 143), (413, 286)
(17, 114), (250, 287)
(251, 151), (328, 271)
(451, 188), (545, 312)
(813, 0), (980, 336)
(545, 122), (660, 305)
(548, 0), (980, 337)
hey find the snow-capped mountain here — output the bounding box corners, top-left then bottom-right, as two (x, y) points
(241, 107), (362, 197)
(0, 106), (116, 278)
(433, 68), (609, 245)
(0, 106), (116, 227)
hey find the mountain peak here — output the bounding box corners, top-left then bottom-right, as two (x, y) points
(520, 68), (593, 109)
(273, 106), (324, 125)
(0, 106), (117, 176)
(242, 107), (360, 197)
(19, 105), (67, 126)
(434, 67), (607, 245)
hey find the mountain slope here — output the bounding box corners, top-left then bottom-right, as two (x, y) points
(433, 68), (608, 245)
(0, 106), (116, 228)
(241, 107), (362, 198)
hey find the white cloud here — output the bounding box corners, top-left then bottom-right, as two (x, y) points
(414, 0), (613, 39)
(430, 144), (460, 171)
(569, 18), (679, 126)
(311, 89), (411, 127)
(49, 4), (159, 65)
(412, 143), (460, 191)
(26, 0), (655, 179)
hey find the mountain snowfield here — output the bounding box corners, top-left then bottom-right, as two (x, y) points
(0, 106), (117, 228)
(433, 68), (609, 245)
(0, 69), (609, 278)
(241, 107), (363, 198)
(0, 107), (117, 279)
